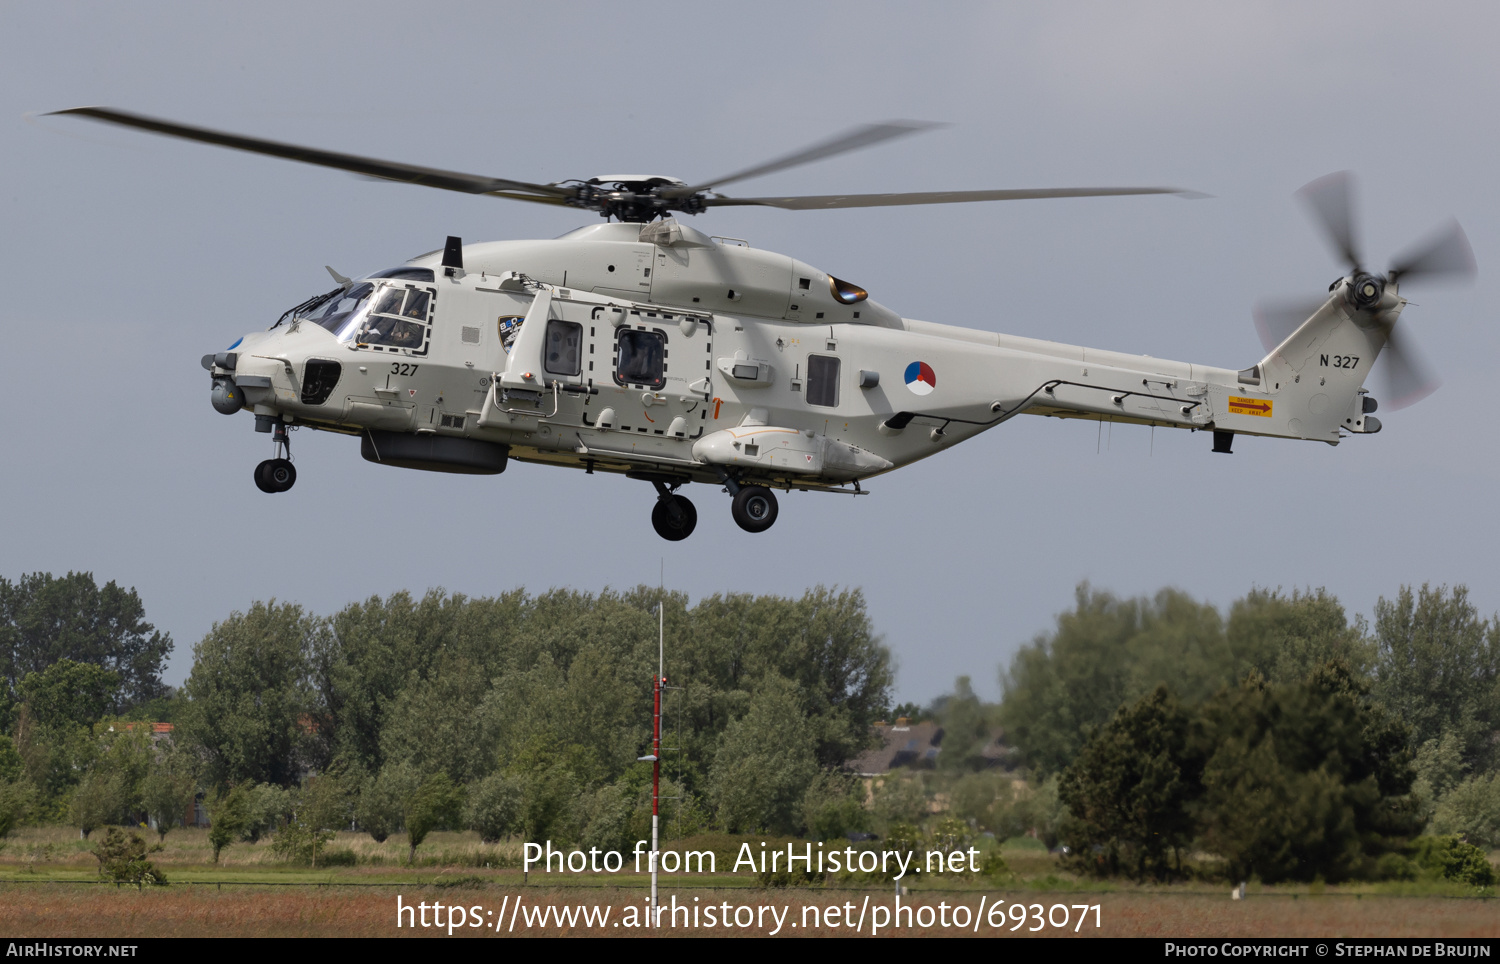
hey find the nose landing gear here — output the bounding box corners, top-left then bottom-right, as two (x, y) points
(254, 421), (297, 494)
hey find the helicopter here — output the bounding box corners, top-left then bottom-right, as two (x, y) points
(49, 108), (1476, 541)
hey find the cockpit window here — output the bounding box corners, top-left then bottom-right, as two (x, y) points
(277, 282), (433, 354)
(354, 286), (432, 354)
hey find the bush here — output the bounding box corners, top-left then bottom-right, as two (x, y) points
(92, 827), (166, 885)
(758, 863), (825, 888)
(871, 777), (927, 830)
(269, 820), (335, 867)
(980, 849), (1011, 879)
(1375, 852), (1418, 881)
(1412, 835), (1496, 887)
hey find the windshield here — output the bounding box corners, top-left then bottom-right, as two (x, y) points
(275, 283), (374, 333)
(274, 281), (432, 353)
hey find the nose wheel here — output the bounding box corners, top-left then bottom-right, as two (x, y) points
(254, 422), (297, 493)
(254, 459), (297, 493)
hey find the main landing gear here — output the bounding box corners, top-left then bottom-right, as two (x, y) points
(717, 467), (778, 534)
(650, 480), (697, 541)
(641, 471), (781, 540)
(254, 421), (297, 494)
(730, 485), (778, 533)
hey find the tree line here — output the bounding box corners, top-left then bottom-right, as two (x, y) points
(0, 572), (1495, 884)
(0, 576), (894, 860)
(996, 584), (1500, 884)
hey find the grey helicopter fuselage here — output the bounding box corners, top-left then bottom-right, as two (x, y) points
(208, 216), (1389, 528)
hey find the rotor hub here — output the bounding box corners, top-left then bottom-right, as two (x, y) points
(1348, 272), (1386, 311)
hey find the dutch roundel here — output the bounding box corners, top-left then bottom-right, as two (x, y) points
(904, 361), (937, 396)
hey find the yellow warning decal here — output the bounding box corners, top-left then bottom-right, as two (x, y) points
(1228, 396), (1273, 418)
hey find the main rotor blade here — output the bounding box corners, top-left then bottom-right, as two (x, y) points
(1390, 219), (1477, 283)
(47, 107), (571, 201)
(704, 185), (1191, 210)
(1379, 320), (1442, 410)
(1296, 171), (1362, 270)
(667, 121), (943, 197)
(1252, 297), (1326, 353)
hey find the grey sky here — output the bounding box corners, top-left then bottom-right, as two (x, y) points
(3, 2), (1497, 704)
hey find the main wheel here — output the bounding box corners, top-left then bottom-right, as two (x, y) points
(651, 495), (697, 541)
(731, 485), (778, 533)
(266, 458), (297, 493)
(254, 460), (277, 493)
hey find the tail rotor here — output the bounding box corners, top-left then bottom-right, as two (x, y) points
(1254, 171), (1474, 412)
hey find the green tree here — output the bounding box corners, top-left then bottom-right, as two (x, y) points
(356, 766), (413, 844)
(139, 746), (197, 844)
(800, 770), (871, 840)
(465, 772), (523, 843)
(708, 678), (819, 833)
(0, 572), (172, 710)
(1196, 663), (1420, 883)
(1430, 773), (1500, 850)
(403, 772), (463, 864)
(1000, 585), (1231, 774)
(932, 677), (999, 773)
(17, 659), (121, 730)
(242, 783), (292, 843)
(1058, 686), (1198, 881)
(950, 771), (1022, 836)
(271, 771), (346, 867)
(379, 655), (499, 784)
(207, 783), (252, 863)
(1015, 774), (1066, 849)
(13, 705), (96, 812)
(887, 702), (925, 724)
(1227, 588), (1372, 684)
(0, 778), (36, 838)
(1412, 730), (1468, 820)
(574, 779), (638, 854)
(178, 602), (319, 787)
(1373, 585), (1500, 771)
(312, 590), (526, 776)
(0, 735), (23, 783)
(71, 768), (128, 839)
(299, 770), (351, 835)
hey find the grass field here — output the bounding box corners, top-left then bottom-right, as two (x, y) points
(1, 827), (1494, 938)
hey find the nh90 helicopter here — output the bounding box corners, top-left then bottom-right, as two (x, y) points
(51, 109), (1475, 540)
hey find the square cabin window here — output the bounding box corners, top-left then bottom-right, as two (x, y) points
(806, 354), (840, 407)
(615, 328), (666, 389)
(544, 320), (582, 376)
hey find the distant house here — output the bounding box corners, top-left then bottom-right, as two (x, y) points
(112, 721), (175, 746)
(848, 718), (943, 776)
(846, 718), (1015, 776)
